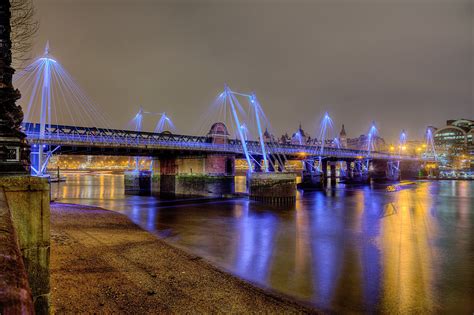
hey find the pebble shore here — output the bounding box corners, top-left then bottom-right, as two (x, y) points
(50, 203), (318, 314)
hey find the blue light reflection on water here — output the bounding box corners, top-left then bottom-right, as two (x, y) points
(54, 174), (474, 313)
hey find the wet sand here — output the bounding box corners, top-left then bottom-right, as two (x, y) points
(50, 203), (317, 314)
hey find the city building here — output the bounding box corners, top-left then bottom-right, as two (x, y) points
(291, 124), (309, 145)
(262, 128), (274, 143)
(338, 125), (347, 148)
(434, 119), (474, 169)
(334, 125), (388, 151)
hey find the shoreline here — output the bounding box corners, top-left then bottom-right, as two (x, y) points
(50, 202), (319, 314)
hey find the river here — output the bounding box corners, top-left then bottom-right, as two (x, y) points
(51, 173), (473, 313)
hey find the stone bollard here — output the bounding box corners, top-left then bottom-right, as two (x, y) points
(247, 172), (297, 204)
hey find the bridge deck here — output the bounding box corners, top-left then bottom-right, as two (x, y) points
(24, 123), (427, 161)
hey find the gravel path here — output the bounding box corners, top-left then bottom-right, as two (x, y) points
(50, 203), (318, 314)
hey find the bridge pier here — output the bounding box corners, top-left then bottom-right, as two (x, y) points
(344, 159), (370, 184)
(329, 162), (337, 187)
(369, 159), (427, 182)
(370, 160), (391, 182)
(157, 157), (177, 196)
(253, 159), (262, 172)
(124, 169), (152, 195)
(247, 172), (296, 204)
(299, 171), (324, 190)
(322, 160), (328, 187)
(268, 156), (284, 172)
(151, 159), (160, 194)
(369, 159), (417, 182)
(150, 154), (235, 198)
(125, 154), (236, 197)
(399, 160), (423, 180)
(298, 159), (324, 190)
(386, 161), (401, 181)
(339, 159), (353, 182)
(345, 160), (353, 179)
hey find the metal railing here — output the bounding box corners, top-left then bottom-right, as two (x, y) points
(23, 122), (429, 161)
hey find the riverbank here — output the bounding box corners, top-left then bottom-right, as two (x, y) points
(50, 203), (318, 314)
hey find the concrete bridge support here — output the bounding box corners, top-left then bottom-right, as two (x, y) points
(322, 160), (328, 187)
(151, 159), (160, 193)
(370, 160), (392, 182)
(253, 159), (262, 173)
(370, 159), (410, 182)
(298, 159), (324, 190)
(125, 154), (236, 197)
(386, 161), (401, 181)
(345, 160), (353, 180)
(268, 156), (284, 172)
(156, 154), (235, 197)
(158, 157), (178, 196)
(344, 159), (370, 184)
(247, 172), (297, 204)
(339, 159), (353, 183)
(299, 171), (323, 190)
(329, 162), (337, 187)
(399, 160), (423, 180)
(124, 169), (152, 195)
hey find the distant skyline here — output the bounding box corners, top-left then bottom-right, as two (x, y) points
(23, 0), (473, 141)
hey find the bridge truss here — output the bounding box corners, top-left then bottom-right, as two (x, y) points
(23, 122), (424, 162)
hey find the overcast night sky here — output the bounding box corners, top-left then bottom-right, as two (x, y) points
(26, 0), (473, 141)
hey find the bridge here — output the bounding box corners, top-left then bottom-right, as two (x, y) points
(23, 122), (420, 161)
(12, 43), (438, 203)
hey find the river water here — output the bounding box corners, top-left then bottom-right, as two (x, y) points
(52, 173), (473, 313)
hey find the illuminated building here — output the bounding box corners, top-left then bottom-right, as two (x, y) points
(262, 128), (273, 143)
(346, 133), (386, 151)
(338, 124), (347, 148)
(434, 119), (474, 169)
(291, 124), (309, 145)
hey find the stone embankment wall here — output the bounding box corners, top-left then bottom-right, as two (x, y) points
(0, 191), (34, 314)
(0, 176), (50, 314)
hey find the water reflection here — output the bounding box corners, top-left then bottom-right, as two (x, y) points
(53, 174), (474, 313)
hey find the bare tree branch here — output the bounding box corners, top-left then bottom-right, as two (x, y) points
(10, 0), (38, 68)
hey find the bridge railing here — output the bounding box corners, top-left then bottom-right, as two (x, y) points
(23, 122), (426, 161)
